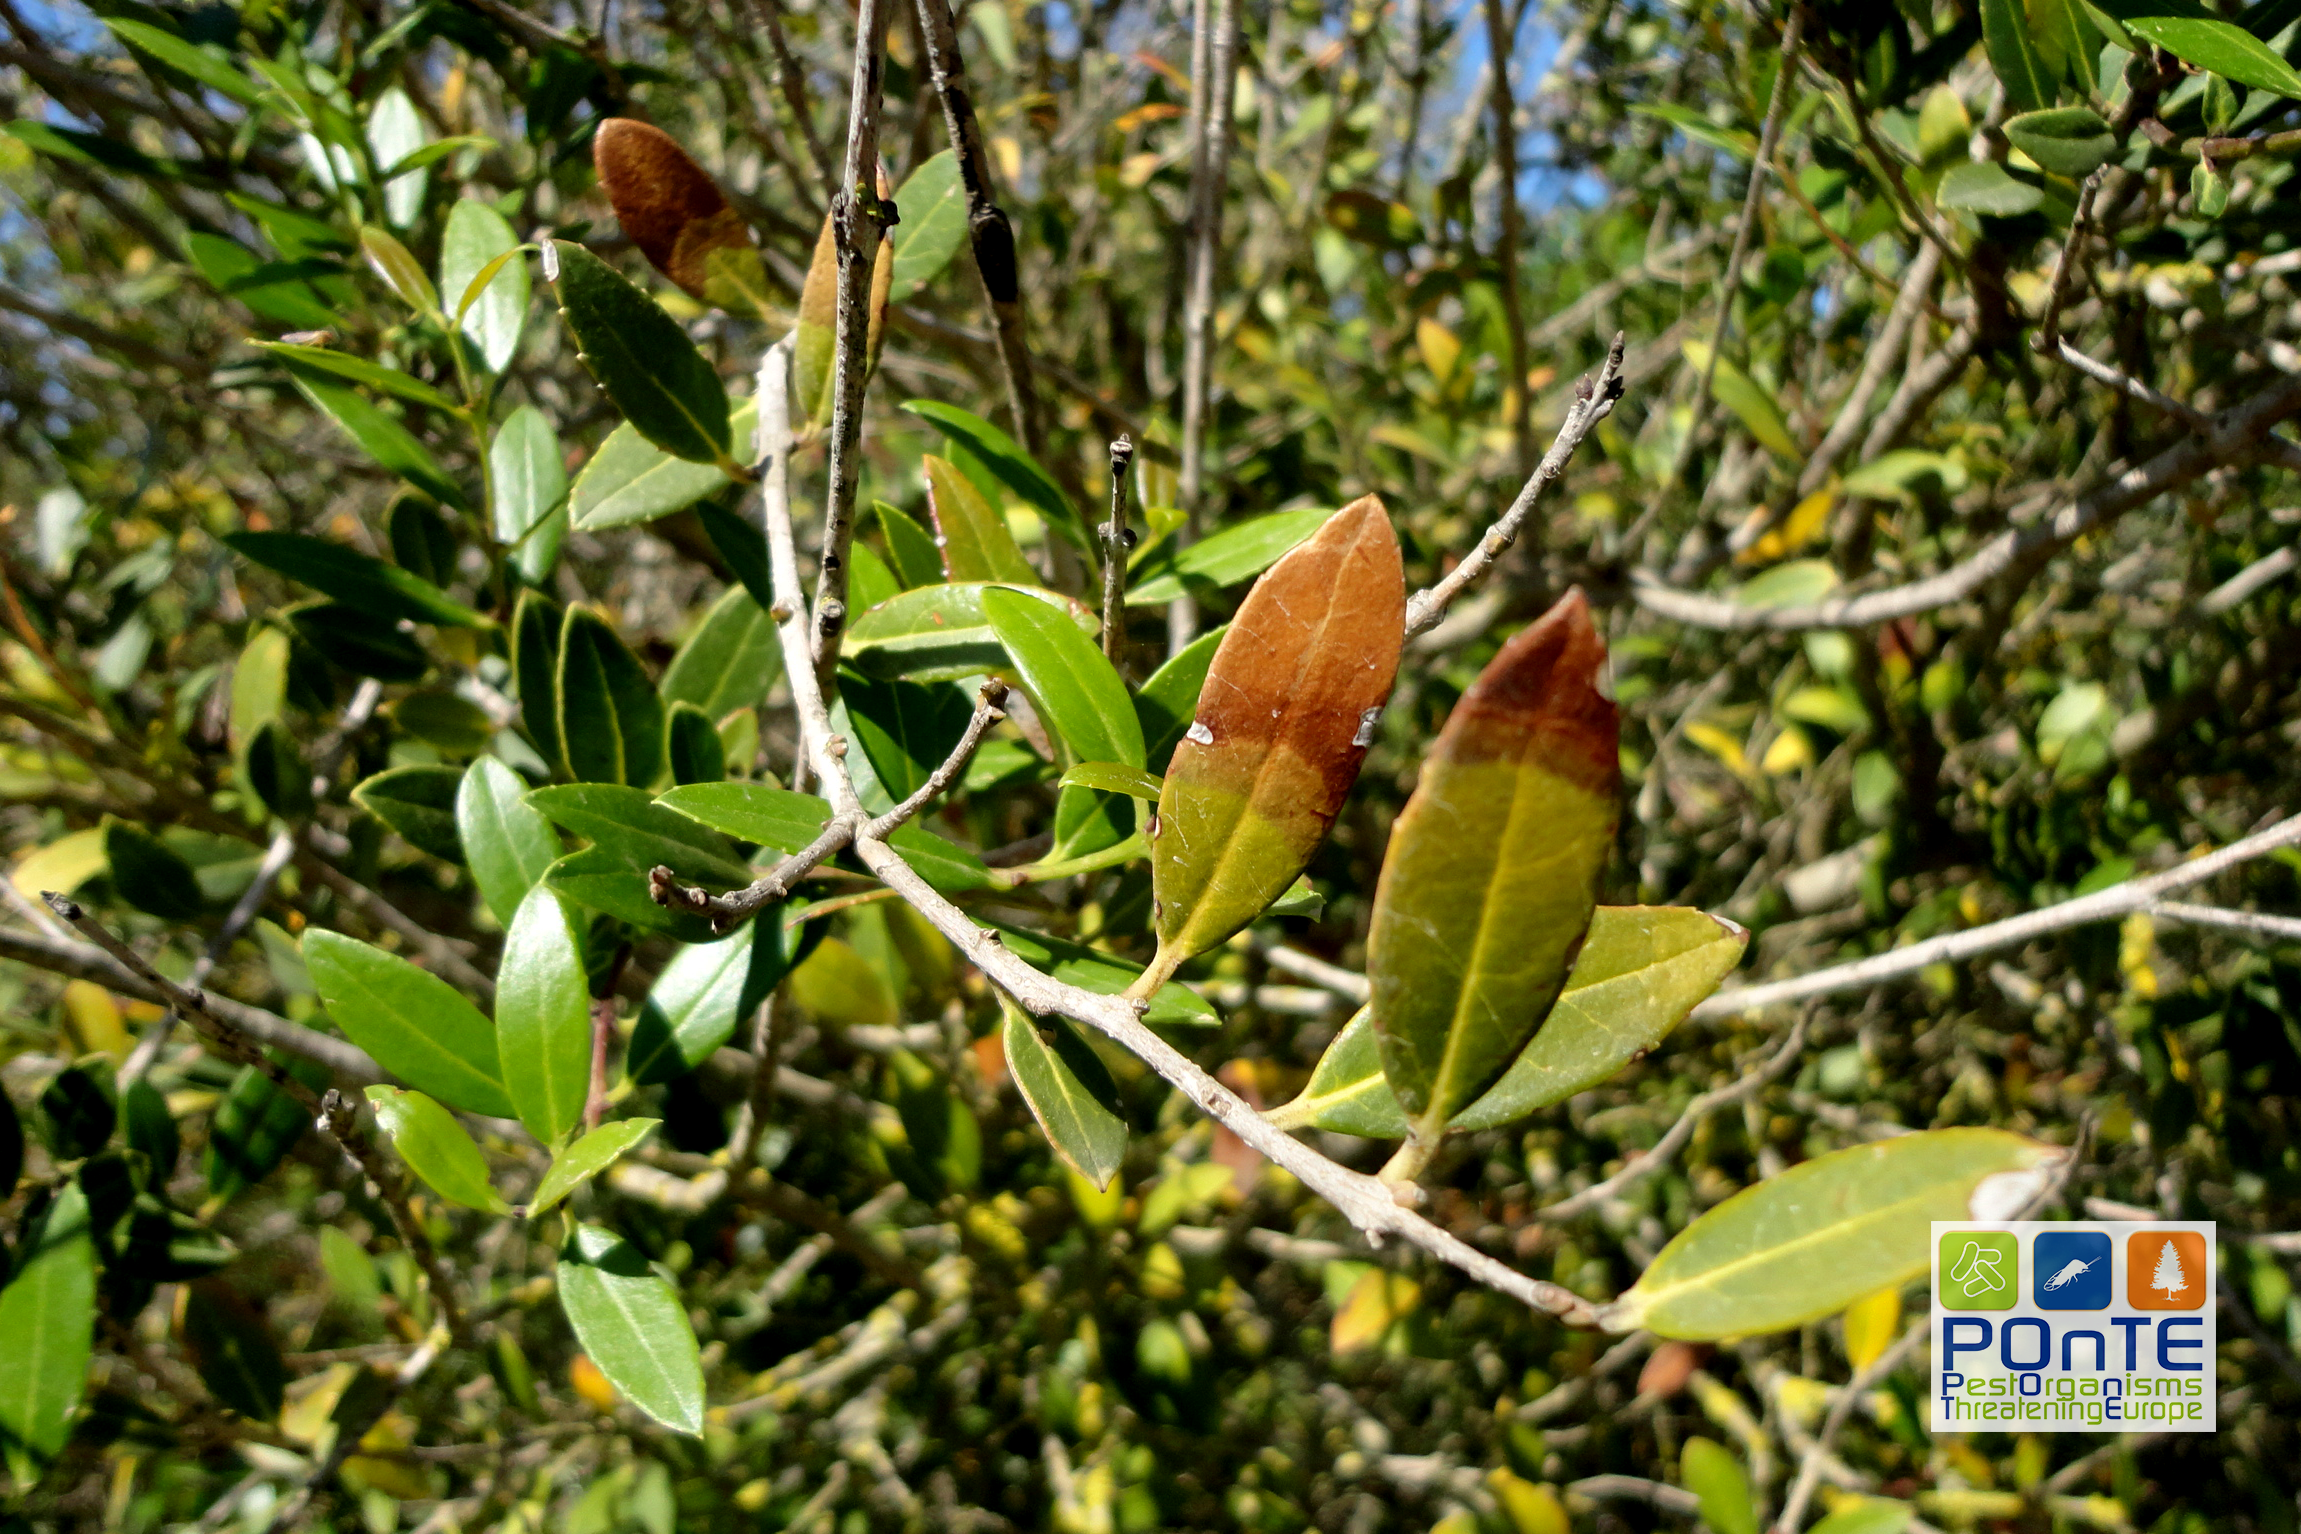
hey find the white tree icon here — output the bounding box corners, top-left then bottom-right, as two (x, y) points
(2151, 1239), (2189, 1300)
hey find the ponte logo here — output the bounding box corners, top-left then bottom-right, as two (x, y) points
(1931, 1220), (2215, 1433)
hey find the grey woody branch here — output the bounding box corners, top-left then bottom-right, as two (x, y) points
(1100, 436), (1135, 666)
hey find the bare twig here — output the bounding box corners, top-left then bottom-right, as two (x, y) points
(1797, 242), (1943, 497)
(1099, 437), (1135, 665)
(652, 816), (858, 931)
(913, 0), (1043, 452)
(1173, 0), (1242, 654)
(865, 679), (1008, 838)
(1664, 3), (1804, 491)
(1634, 372), (2301, 631)
(1403, 335), (1626, 638)
(1536, 1014), (1810, 1222)
(1481, 0), (1532, 479)
(1694, 809), (2301, 1021)
(2148, 900), (2301, 945)
(2199, 546), (2299, 615)
(2034, 170), (2102, 354)
(2053, 339), (2212, 428)
(748, 0), (835, 198)
(811, 0), (895, 673)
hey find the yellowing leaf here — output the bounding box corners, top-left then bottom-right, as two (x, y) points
(1683, 340), (1799, 460)
(1841, 1285), (1903, 1372)
(1684, 721), (1750, 776)
(1330, 1269), (1419, 1355)
(1761, 724), (1814, 774)
(12, 827), (106, 903)
(61, 981), (129, 1061)
(1416, 317), (1462, 384)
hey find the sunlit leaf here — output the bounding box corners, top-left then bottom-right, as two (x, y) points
(495, 887), (593, 1142)
(628, 917), (806, 1084)
(493, 405), (568, 585)
(278, 359), (468, 509)
(441, 198), (529, 372)
(529, 1120), (659, 1216)
(305, 929), (514, 1118)
(364, 1086), (509, 1213)
(845, 581), (1098, 682)
(1682, 341), (1799, 460)
(0, 1180), (93, 1454)
(1134, 625), (1226, 773)
(352, 764), (466, 862)
(557, 1225), (704, 1434)
(457, 758), (562, 927)
(901, 399), (1088, 551)
(1002, 1001), (1127, 1189)
(1125, 506), (1334, 607)
(983, 585), (1144, 860)
(925, 453), (1038, 583)
(1681, 1438), (1757, 1534)
(569, 401), (758, 531)
(890, 149), (968, 297)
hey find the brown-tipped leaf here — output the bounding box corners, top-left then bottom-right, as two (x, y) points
(793, 181), (895, 431)
(1141, 497), (1403, 988)
(592, 119), (761, 308)
(1367, 590), (1620, 1142)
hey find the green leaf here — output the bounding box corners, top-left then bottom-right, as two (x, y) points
(543, 846), (715, 941)
(352, 764), (466, 861)
(1981, 0), (2054, 112)
(1808, 1502), (1914, 1534)
(495, 888), (593, 1142)
(440, 198), (529, 372)
(557, 1225), (705, 1434)
(788, 936), (897, 1028)
(1144, 500), (1401, 987)
(1681, 341), (1799, 459)
(924, 454), (1038, 583)
(387, 495), (458, 587)
(226, 532), (488, 627)
(180, 231), (339, 329)
(1270, 907), (1748, 1137)
(558, 607), (667, 787)
(279, 359), (468, 509)
(845, 582), (1098, 683)
(528, 783), (751, 884)
(104, 18), (264, 104)
(391, 690), (497, 756)
(242, 718), (313, 820)
(901, 399), (1088, 552)
(529, 1120), (659, 1216)
(659, 585), (780, 721)
(1002, 1002), (1127, 1189)
(1368, 593), (1618, 1143)
(666, 701), (725, 785)
(204, 1055), (330, 1199)
(1838, 449), (1966, 502)
(842, 675), (977, 804)
(513, 590), (564, 768)
(1126, 507), (1333, 607)
(359, 225), (440, 315)
(872, 499), (944, 589)
(1681, 1439), (1757, 1534)
(569, 402), (758, 531)
(492, 405), (569, 586)
(2004, 107), (2117, 176)
(1597, 1128), (2060, 1339)
(37, 1065), (113, 1160)
(547, 240), (733, 467)
(1060, 761), (1163, 799)
(657, 782), (998, 894)
(255, 343), (459, 411)
(1135, 625), (1226, 773)
(2092, 0), (2301, 96)
(363, 1086), (509, 1212)
(890, 149), (969, 297)
(0, 1181), (94, 1455)
(1935, 161), (2045, 217)
(288, 602), (431, 682)
(1736, 559), (1841, 609)
(182, 1278), (285, 1422)
(696, 502), (777, 614)
(629, 919), (800, 1084)
(457, 758), (562, 926)
(988, 922), (1218, 1028)
(121, 1077), (177, 1176)
(367, 91), (429, 227)
(0, 1087), (20, 1196)
(1626, 102), (1758, 159)
(983, 585), (1145, 860)
(305, 929), (514, 1118)
(102, 818), (204, 920)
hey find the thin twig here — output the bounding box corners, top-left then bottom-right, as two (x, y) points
(1172, 0), (1242, 654)
(2053, 339), (2212, 428)
(2149, 900), (2301, 945)
(1773, 1318), (1928, 1532)
(1797, 242), (1943, 498)
(1099, 437), (1135, 666)
(864, 679), (1008, 838)
(1403, 335), (1626, 638)
(652, 816), (858, 930)
(1482, 0), (1533, 479)
(748, 0), (836, 199)
(913, 0), (1043, 452)
(1664, 3), (1804, 491)
(811, 0), (895, 674)
(1536, 1014), (1810, 1222)
(1634, 372), (2301, 632)
(2034, 170), (2102, 354)
(1694, 809), (2301, 1021)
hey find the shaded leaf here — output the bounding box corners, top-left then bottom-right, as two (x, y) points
(902, 399), (1088, 551)
(558, 607), (667, 786)
(666, 701), (725, 785)
(872, 499), (944, 589)
(205, 1055), (331, 1199)
(226, 532), (488, 627)
(1596, 1129), (2060, 1339)
(352, 764), (466, 862)
(440, 197), (528, 372)
(495, 887), (593, 1142)
(547, 239), (733, 467)
(1936, 161), (2044, 217)
(364, 1086), (509, 1212)
(1003, 1002), (1126, 1188)
(629, 918), (804, 1084)
(659, 584), (780, 721)
(242, 719), (313, 821)
(513, 590), (564, 768)
(277, 360), (467, 509)
(103, 18), (262, 104)
(843, 674), (977, 804)
(102, 818), (204, 920)
(529, 1120), (658, 1216)
(696, 501), (776, 613)
(492, 404), (569, 585)
(1367, 592), (1618, 1142)
(387, 496), (457, 587)
(182, 1278), (285, 1421)
(305, 929), (514, 1118)
(1981, 0), (2053, 112)
(526, 783), (751, 886)
(288, 602), (430, 683)
(1145, 498), (1401, 987)
(391, 690), (496, 755)
(558, 1225), (705, 1434)
(570, 401), (758, 531)
(2004, 107), (2116, 176)
(890, 149), (968, 297)
(457, 757), (562, 926)
(845, 581), (1098, 682)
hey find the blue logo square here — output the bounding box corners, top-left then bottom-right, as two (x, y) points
(2033, 1231), (2112, 1309)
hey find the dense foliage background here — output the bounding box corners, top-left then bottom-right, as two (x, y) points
(5, 0), (2301, 1528)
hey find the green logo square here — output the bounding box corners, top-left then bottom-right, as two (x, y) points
(1939, 1230), (2019, 1310)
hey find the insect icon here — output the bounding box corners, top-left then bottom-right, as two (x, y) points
(2041, 1256), (2100, 1291)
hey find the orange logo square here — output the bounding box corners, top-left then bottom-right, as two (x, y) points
(2127, 1231), (2208, 1309)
